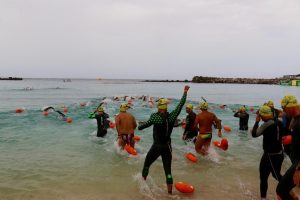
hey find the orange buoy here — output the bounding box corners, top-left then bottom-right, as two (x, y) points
(128, 99), (133, 103)
(15, 108), (24, 113)
(213, 139), (229, 151)
(185, 153), (197, 163)
(250, 107), (255, 112)
(63, 107), (68, 113)
(42, 111), (49, 116)
(220, 138), (229, 151)
(124, 144), (137, 155)
(181, 122), (186, 129)
(223, 125), (232, 132)
(66, 117), (73, 123)
(282, 135), (292, 145)
(213, 140), (221, 147)
(175, 182), (195, 193)
(134, 135), (141, 141)
(109, 122), (116, 129)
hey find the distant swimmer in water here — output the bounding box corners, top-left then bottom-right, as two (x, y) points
(89, 106), (110, 137)
(233, 106), (249, 131)
(193, 101), (222, 156)
(182, 104), (197, 143)
(43, 106), (68, 121)
(115, 103), (137, 148)
(138, 85), (189, 194)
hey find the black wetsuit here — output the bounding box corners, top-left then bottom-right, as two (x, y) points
(234, 111), (249, 131)
(138, 94), (186, 185)
(92, 113), (109, 137)
(183, 111), (197, 141)
(276, 115), (300, 200)
(252, 119), (284, 198)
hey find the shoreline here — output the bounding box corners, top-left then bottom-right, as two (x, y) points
(144, 75), (299, 85)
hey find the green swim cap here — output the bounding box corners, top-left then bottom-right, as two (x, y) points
(267, 100), (274, 107)
(120, 103), (128, 112)
(281, 95), (298, 108)
(157, 98), (168, 110)
(97, 107), (104, 112)
(239, 106), (246, 112)
(186, 103), (193, 110)
(259, 105), (272, 117)
(200, 102), (208, 110)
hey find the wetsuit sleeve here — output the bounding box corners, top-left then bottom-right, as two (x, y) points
(251, 121), (260, 137)
(169, 94), (187, 122)
(138, 114), (155, 130)
(252, 120), (274, 137)
(234, 112), (240, 118)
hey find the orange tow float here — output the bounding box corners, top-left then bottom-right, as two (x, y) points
(223, 125), (232, 132)
(124, 144), (137, 155)
(175, 182), (195, 193)
(185, 153), (197, 163)
(133, 135), (141, 142)
(282, 135), (292, 145)
(109, 122), (116, 129)
(15, 108), (24, 113)
(213, 138), (229, 151)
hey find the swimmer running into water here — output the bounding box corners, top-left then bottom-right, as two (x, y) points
(138, 85), (189, 194)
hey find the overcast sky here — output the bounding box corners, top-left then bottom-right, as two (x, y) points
(0, 0), (299, 79)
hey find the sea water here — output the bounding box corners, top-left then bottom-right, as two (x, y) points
(0, 79), (300, 200)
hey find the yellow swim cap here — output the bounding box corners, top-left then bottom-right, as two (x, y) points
(200, 102), (208, 110)
(259, 105), (272, 117)
(157, 98), (168, 110)
(239, 106), (246, 112)
(281, 95), (298, 108)
(97, 107), (104, 112)
(120, 103), (128, 112)
(186, 103), (193, 110)
(267, 100), (274, 107)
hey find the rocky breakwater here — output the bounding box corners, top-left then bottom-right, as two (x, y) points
(192, 76), (280, 84)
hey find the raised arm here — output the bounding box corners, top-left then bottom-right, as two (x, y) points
(169, 85), (189, 122)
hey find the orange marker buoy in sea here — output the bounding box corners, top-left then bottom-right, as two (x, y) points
(223, 125), (232, 132)
(175, 182), (195, 193)
(185, 153), (197, 163)
(42, 111), (49, 116)
(133, 135), (140, 142)
(109, 122), (116, 129)
(282, 135), (292, 145)
(213, 140), (220, 147)
(63, 107), (68, 113)
(213, 139), (229, 151)
(124, 144), (137, 155)
(220, 138), (229, 150)
(15, 108), (24, 113)
(66, 117), (72, 123)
